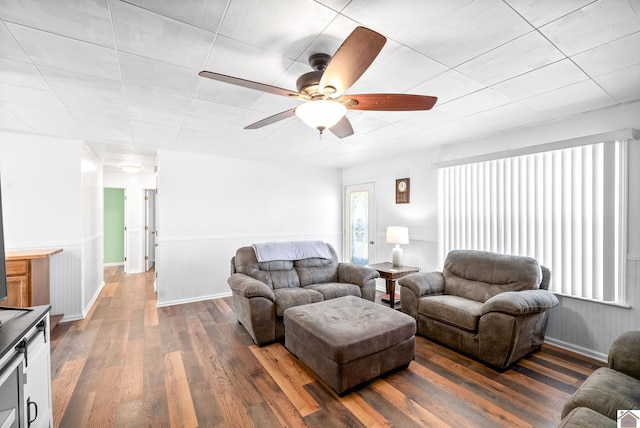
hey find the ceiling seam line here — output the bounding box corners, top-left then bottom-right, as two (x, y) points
(1, 20), (90, 142)
(508, 2), (618, 104)
(106, 0), (137, 156)
(179, 0), (234, 141)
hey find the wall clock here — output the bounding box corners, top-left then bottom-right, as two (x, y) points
(396, 178), (410, 204)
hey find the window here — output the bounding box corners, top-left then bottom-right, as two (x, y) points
(438, 139), (628, 304)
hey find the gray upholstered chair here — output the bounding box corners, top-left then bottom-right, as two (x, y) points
(559, 331), (640, 427)
(399, 250), (558, 369)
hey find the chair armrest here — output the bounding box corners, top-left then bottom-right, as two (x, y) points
(608, 331), (640, 380)
(337, 263), (379, 287)
(481, 289), (559, 316)
(398, 272), (445, 298)
(227, 273), (275, 301)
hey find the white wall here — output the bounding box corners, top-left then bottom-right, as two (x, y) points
(342, 101), (640, 359)
(343, 148), (440, 273)
(0, 132), (103, 320)
(81, 145), (104, 313)
(1, 134), (81, 243)
(156, 149), (342, 306)
(103, 171), (156, 273)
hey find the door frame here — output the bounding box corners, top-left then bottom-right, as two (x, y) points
(144, 189), (156, 271)
(343, 182), (376, 264)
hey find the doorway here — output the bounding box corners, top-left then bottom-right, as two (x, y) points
(344, 183), (375, 265)
(104, 188), (125, 266)
(144, 189), (156, 272)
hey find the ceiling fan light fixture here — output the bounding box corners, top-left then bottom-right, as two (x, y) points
(295, 100), (346, 133)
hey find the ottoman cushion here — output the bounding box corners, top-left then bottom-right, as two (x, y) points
(284, 295), (416, 393)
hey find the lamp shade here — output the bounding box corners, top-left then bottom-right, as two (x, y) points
(295, 100), (346, 132)
(386, 226), (409, 245)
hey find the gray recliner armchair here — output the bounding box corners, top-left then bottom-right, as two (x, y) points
(399, 250), (559, 369)
(559, 330), (640, 427)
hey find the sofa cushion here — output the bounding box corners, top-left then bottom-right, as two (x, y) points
(443, 250), (543, 302)
(558, 407), (616, 428)
(265, 267), (301, 290)
(561, 367), (640, 420)
(234, 246), (301, 289)
(419, 295), (482, 332)
(273, 288), (323, 317)
(295, 246), (339, 286)
(303, 282), (361, 300)
(234, 244), (342, 290)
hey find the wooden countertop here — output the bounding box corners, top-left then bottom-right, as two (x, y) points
(6, 248), (63, 260)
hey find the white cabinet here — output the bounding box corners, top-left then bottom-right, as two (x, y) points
(22, 316), (52, 428)
(0, 307), (52, 428)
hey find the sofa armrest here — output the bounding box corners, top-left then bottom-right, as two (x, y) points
(481, 289), (559, 316)
(337, 263), (379, 286)
(608, 330), (640, 380)
(228, 273), (275, 301)
(398, 272), (445, 298)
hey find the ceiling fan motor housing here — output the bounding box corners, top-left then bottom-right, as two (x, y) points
(296, 53), (334, 97)
(296, 71), (323, 97)
(309, 53), (331, 71)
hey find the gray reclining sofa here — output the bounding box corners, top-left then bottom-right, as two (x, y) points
(228, 241), (379, 346)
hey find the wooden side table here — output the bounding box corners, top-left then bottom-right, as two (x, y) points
(368, 262), (419, 308)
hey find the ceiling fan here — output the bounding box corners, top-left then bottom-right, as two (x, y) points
(198, 26), (438, 138)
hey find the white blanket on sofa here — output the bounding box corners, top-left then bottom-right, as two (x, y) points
(252, 240), (332, 262)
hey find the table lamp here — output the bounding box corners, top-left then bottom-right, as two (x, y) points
(386, 226), (409, 267)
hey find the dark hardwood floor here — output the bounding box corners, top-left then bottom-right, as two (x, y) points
(50, 266), (604, 427)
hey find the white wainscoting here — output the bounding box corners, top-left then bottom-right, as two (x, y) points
(82, 234), (104, 317)
(156, 233), (342, 307)
(12, 238), (105, 322)
(545, 255), (640, 361)
(48, 243), (82, 319)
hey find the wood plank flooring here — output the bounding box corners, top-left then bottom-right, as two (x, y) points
(50, 266), (605, 427)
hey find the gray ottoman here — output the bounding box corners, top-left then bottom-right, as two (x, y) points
(284, 295), (416, 394)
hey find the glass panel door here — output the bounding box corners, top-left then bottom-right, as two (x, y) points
(345, 183), (375, 265)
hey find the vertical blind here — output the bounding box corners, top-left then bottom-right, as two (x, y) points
(438, 140), (627, 303)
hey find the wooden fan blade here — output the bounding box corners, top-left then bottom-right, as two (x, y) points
(199, 71), (303, 99)
(329, 116), (354, 138)
(340, 94), (438, 111)
(319, 27), (386, 96)
(244, 108), (296, 129)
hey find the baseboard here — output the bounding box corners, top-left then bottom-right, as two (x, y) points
(58, 314), (84, 322)
(103, 262), (124, 267)
(157, 291), (232, 308)
(77, 280), (106, 322)
(544, 337), (608, 363)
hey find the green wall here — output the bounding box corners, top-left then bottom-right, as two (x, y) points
(104, 188), (125, 263)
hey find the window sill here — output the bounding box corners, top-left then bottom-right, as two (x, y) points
(553, 292), (632, 309)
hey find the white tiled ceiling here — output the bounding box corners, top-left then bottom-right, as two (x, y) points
(0, 0), (638, 169)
